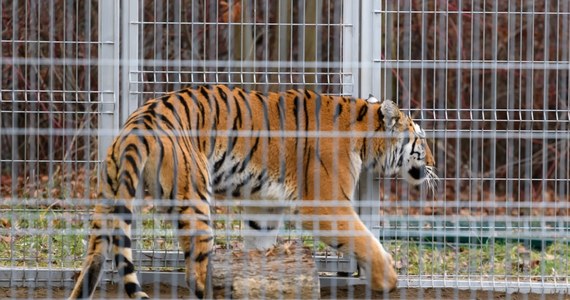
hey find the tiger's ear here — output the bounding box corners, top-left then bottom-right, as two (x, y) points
(380, 100), (400, 130)
(366, 94), (380, 104)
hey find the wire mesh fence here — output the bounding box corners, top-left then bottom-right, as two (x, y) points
(0, 0), (569, 299)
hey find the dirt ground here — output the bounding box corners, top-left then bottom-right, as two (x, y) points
(1, 284), (569, 299)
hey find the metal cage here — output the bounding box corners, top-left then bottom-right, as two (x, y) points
(0, 0), (569, 299)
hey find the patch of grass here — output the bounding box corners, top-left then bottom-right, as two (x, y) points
(385, 239), (570, 279)
(1, 209), (568, 283)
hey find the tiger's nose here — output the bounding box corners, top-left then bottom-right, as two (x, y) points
(408, 166), (425, 180)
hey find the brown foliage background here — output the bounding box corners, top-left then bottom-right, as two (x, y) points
(0, 0), (568, 212)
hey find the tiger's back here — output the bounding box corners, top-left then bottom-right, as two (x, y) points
(69, 84), (437, 299)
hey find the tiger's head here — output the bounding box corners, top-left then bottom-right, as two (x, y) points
(367, 97), (439, 193)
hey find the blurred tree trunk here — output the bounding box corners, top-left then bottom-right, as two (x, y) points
(303, 0), (322, 91)
(232, 0), (255, 90)
(212, 244), (320, 299)
(269, 0), (292, 92)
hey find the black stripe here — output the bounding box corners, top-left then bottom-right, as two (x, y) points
(112, 233), (132, 248)
(302, 93), (309, 144)
(278, 95), (286, 131)
(199, 236), (214, 243)
(111, 204), (133, 225)
(216, 86), (231, 118)
(194, 250), (212, 263)
(170, 145), (180, 201)
(340, 187), (351, 201)
(239, 172), (255, 187)
(105, 168), (115, 195)
(293, 95), (300, 131)
(193, 206), (207, 216)
(124, 282), (142, 298)
(357, 105), (368, 122)
(154, 112), (177, 130)
(176, 90), (193, 129)
(411, 137), (421, 157)
(114, 253), (135, 276)
(397, 155), (404, 167)
(199, 85), (210, 101)
(227, 130), (238, 153)
(163, 96), (184, 127)
(76, 259), (103, 298)
(316, 152), (330, 176)
(315, 93), (322, 131)
(92, 235), (110, 252)
(186, 90), (206, 129)
(304, 149), (311, 195)
(333, 102), (343, 123)
(377, 107), (385, 125)
(229, 161), (240, 175)
(361, 137), (368, 159)
(231, 90), (243, 128)
(212, 174), (223, 186)
(255, 92), (270, 130)
(118, 170), (137, 198)
(138, 135), (150, 156)
(247, 220), (274, 231)
(251, 183), (263, 194)
(123, 154), (140, 176)
(238, 136), (260, 173)
(123, 143), (142, 162)
(208, 90), (220, 158)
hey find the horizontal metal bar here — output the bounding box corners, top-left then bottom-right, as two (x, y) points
(377, 60), (570, 70)
(401, 277), (570, 294)
(1, 127), (568, 139)
(3, 268), (569, 294)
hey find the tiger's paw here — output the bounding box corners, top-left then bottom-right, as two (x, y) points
(370, 250), (398, 292)
(187, 272), (207, 299)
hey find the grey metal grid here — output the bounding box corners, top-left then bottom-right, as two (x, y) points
(0, 0), (103, 272)
(0, 0), (569, 299)
(373, 0), (570, 293)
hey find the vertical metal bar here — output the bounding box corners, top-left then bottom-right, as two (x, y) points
(342, 0), (358, 96)
(453, 0), (463, 289)
(120, 0), (140, 124)
(98, 0), (120, 167)
(357, 0), (381, 230)
(489, 0), (499, 282)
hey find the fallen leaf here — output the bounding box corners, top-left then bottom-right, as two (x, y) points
(0, 218), (10, 228)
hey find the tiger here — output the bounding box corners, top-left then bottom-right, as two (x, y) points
(68, 84), (438, 299)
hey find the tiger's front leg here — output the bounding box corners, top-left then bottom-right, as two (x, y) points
(298, 203), (398, 292)
(243, 205), (285, 250)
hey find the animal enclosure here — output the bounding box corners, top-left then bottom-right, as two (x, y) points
(0, 0), (569, 299)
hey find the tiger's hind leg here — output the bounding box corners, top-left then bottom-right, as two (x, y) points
(177, 197), (213, 299)
(162, 145), (214, 298)
(70, 202), (149, 299)
(173, 148), (213, 299)
(68, 204), (113, 299)
(110, 201), (149, 299)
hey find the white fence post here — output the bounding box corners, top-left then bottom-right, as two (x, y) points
(121, 0), (141, 124)
(98, 0), (120, 162)
(356, 0), (383, 234)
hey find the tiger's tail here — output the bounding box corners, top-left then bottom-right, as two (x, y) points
(69, 136), (150, 299)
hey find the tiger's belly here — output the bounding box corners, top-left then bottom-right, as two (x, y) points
(211, 168), (295, 249)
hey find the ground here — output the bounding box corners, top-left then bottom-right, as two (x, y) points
(1, 284), (568, 299)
